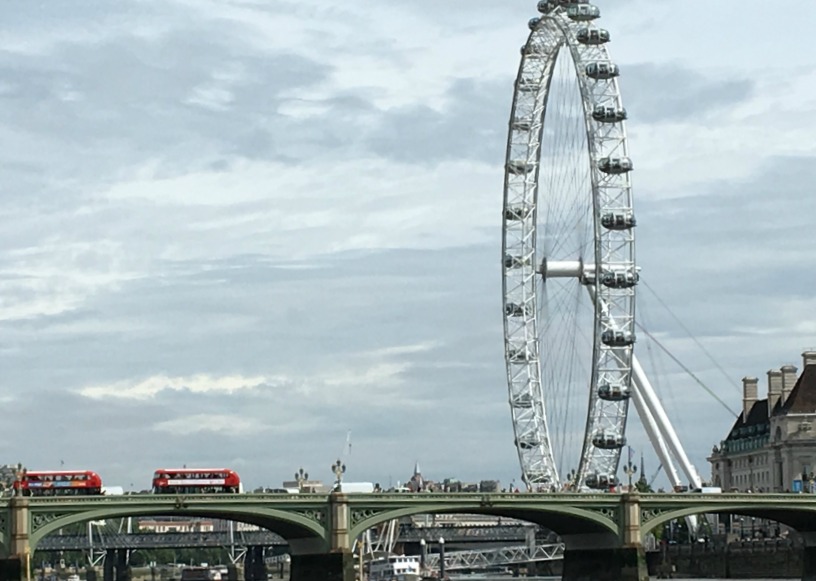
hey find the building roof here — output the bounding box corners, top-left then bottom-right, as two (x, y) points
(726, 398), (769, 441)
(779, 365), (816, 415)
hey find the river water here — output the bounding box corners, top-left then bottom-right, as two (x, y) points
(447, 578), (797, 580)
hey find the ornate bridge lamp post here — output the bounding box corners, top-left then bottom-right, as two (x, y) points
(623, 462), (638, 492)
(331, 459), (346, 491)
(294, 468), (309, 493)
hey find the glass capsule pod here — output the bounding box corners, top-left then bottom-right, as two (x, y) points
(576, 28), (610, 45)
(586, 62), (620, 80)
(537, 0), (557, 13)
(585, 473), (617, 489)
(600, 212), (636, 230)
(592, 432), (626, 450)
(507, 160), (534, 175)
(598, 382), (631, 401)
(600, 270), (639, 289)
(567, 4), (600, 21)
(592, 105), (627, 123)
(598, 157), (633, 174)
(601, 330), (636, 347)
(505, 302), (532, 317)
(529, 17), (542, 30)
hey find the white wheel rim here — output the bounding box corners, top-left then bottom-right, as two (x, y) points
(502, 2), (637, 490)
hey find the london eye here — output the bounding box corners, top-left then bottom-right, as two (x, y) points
(502, 0), (701, 492)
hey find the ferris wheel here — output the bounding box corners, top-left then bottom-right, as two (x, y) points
(501, 0), (702, 491)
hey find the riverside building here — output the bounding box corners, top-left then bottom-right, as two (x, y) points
(708, 351), (816, 492)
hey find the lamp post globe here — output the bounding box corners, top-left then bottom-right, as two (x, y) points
(331, 459), (346, 488)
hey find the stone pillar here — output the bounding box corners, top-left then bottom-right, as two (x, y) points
(243, 548), (255, 581)
(103, 551), (115, 581)
(561, 494), (648, 581)
(115, 550), (129, 581)
(287, 493), (353, 580)
(328, 493), (350, 552)
(244, 547), (265, 581)
(9, 496), (30, 561)
(289, 553), (354, 581)
(802, 532), (816, 581)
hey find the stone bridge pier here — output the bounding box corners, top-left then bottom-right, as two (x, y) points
(560, 493), (647, 581)
(798, 532), (816, 581)
(0, 496), (29, 581)
(288, 493), (353, 581)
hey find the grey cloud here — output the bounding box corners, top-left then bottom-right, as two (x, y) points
(0, 25), (333, 202)
(621, 63), (754, 123)
(363, 78), (510, 164)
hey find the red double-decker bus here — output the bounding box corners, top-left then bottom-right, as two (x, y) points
(14, 470), (103, 496)
(151, 468), (242, 494)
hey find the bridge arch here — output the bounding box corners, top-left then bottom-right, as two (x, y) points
(643, 504), (816, 538)
(348, 501), (619, 543)
(29, 506), (328, 553)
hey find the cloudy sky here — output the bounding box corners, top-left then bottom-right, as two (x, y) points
(1, 0), (815, 493)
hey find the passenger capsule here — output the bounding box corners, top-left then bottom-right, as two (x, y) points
(592, 105), (627, 123)
(557, 0), (589, 5)
(600, 212), (636, 230)
(576, 28), (610, 45)
(598, 382), (631, 401)
(567, 4), (600, 21)
(601, 330), (636, 347)
(584, 473), (617, 489)
(592, 432), (626, 450)
(505, 204), (533, 221)
(528, 17), (542, 30)
(598, 157), (633, 174)
(600, 269), (639, 289)
(507, 160), (534, 175)
(505, 303), (532, 317)
(585, 62), (620, 80)
(537, 0), (557, 14)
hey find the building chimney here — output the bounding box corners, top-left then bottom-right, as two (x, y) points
(767, 369), (783, 416)
(781, 365), (798, 406)
(803, 351), (816, 368)
(742, 376), (758, 420)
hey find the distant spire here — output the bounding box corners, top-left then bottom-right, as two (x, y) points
(413, 461), (421, 477)
(638, 452), (648, 486)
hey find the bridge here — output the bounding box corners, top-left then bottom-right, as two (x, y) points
(5, 492), (816, 580)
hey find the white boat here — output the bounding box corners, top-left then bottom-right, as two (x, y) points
(366, 555), (421, 581)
